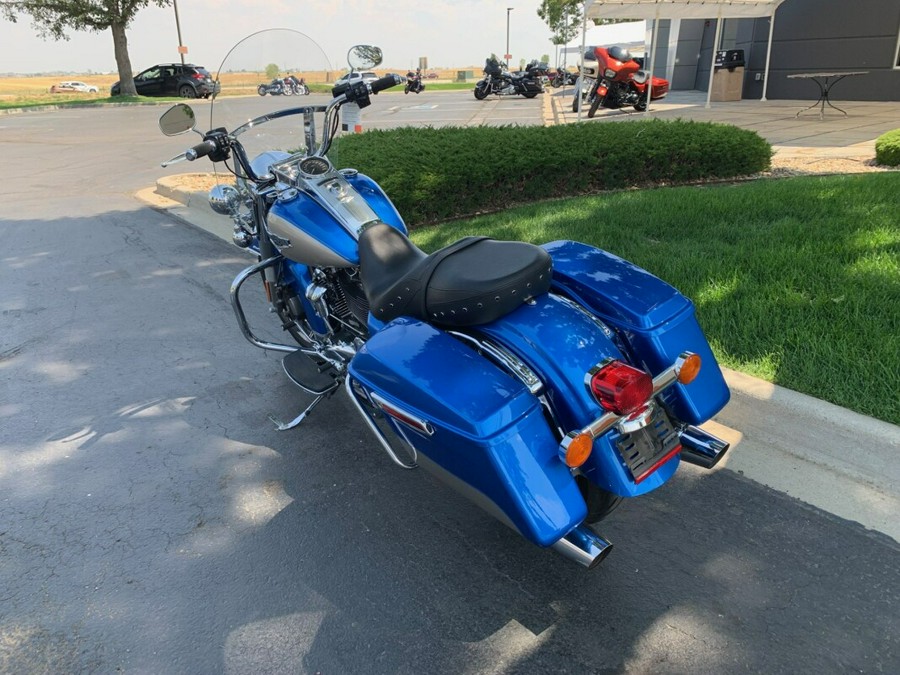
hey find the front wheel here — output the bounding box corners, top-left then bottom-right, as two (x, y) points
(257, 85), (267, 96)
(474, 83), (489, 100)
(588, 95), (602, 118)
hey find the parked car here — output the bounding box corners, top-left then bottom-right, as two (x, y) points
(51, 81), (99, 93)
(425, 72), (439, 79)
(110, 63), (220, 98)
(335, 71), (379, 86)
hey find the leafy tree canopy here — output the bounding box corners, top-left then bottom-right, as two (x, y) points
(1, 0), (169, 40)
(538, 0), (630, 46)
(1, 0), (171, 96)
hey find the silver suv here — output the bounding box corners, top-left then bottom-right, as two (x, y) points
(335, 71), (378, 86)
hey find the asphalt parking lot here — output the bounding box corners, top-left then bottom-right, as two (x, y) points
(1, 97), (898, 673)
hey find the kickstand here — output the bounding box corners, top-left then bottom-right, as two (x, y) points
(267, 388), (332, 431)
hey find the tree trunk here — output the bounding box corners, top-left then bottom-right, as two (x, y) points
(111, 20), (136, 96)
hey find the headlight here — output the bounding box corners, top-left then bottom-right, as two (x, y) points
(604, 68), (617, 78)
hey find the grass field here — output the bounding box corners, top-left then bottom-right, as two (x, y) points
(411, 174), (900, 425)
(0, 68), (479, 107)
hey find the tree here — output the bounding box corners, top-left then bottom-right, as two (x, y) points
(265, 63), (280, 79)
(538, 0), (629, 46)
(1, 0), (171, 96)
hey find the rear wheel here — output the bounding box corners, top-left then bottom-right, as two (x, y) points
(524, 92), (538, 99)
(576, 475), (623, 524)
(257, 85), (267, 96)
(178, 84), (196, 98)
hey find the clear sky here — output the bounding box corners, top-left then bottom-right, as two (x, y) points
(0, 0), (646, 74)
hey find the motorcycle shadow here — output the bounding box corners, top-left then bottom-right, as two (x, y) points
(179, 368), (897, 672)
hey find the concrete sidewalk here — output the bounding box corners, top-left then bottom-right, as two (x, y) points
(141, 93), (900, 544)
(543, 88), (900, 159)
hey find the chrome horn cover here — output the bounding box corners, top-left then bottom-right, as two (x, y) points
(208, 184), (241, 215)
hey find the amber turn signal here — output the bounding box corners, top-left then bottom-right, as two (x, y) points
(563, 432), (594, 468)
(677, 353), (702, 384)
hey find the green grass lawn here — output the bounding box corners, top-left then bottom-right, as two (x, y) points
(0, 94), (182, 109)
(411, 173), (900, 425)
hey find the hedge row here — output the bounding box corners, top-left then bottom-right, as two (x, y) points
(875, 128), (900, 166)
(333, 119), (772, 229)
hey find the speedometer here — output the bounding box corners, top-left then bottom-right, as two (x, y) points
(298, 156), (331, 176)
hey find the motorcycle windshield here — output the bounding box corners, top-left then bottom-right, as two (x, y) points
(209, 29), (334, 182)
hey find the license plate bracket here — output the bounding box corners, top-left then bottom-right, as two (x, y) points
(615, 406), (681, 483)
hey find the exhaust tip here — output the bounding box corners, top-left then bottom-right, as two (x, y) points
(551, 525), (613, 569)
(679, 425), (730, 469)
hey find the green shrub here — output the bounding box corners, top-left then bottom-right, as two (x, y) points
(875, 128), (900, 166)
(333, 119), (772, 228)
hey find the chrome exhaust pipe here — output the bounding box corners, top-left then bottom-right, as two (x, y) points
(679, 425), (730, 469)
(551, 525), (613, 569)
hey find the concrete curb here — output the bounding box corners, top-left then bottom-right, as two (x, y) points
(142, 173), (900, 543)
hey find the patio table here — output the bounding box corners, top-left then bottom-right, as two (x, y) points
(787, 71), (868, 119)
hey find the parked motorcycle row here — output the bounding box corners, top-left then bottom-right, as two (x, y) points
(258, 74), (310, 96)
(159, 29), (729, 570)
(474, 56), (545, 100)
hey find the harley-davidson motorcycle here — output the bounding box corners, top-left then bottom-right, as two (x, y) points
(575, 45), (669, 116)
(404, 67), (424, 94)
(257, 77), (293, 96)
(159, 29), (730, 569)
(474, 56), (543, 100)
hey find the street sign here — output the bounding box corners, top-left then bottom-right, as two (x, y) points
(178, 45), (188, 54)
(504, 54), (512, 60)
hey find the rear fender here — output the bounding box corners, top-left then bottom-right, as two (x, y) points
(543, 240), (730, 426)
(477, 292), (679, 498)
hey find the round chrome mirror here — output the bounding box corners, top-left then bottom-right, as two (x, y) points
(159, 103), (197, 136)
(347, 45), (383, 71)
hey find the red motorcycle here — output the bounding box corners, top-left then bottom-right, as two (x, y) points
(581, 45), (669, 117)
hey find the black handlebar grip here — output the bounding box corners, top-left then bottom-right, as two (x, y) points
(186, 140), (217, 161)
(370, 74), (402, 94)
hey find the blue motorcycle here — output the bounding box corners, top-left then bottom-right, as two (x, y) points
(159, 29), (731, 568)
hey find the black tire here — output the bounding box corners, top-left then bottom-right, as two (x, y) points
(178, 84), (196, 99)
(474, 83), (489, 100)
(572, 95), (580, 113)
(633, 98), (648, 112)
(257, 85), (267, 96)
(576, 475), (623, 524)
(524, 92), (538, 99)
(588, 95), (602, 118)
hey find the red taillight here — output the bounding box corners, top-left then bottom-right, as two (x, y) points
(589, 360), (653, 416)
(192, 73), (204, 80)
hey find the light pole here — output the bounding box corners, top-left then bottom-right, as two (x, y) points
(173, 0), (185, 66)
(506, 7), (514, 68)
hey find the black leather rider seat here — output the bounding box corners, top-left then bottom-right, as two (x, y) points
(359, 222), (552, 327)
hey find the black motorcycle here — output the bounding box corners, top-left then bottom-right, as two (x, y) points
(285, 74), (310, 95)
(551, 67), (578, 88)
(404, 68), (425, 94)
(257, 77), (292, 96)
(474, 57), (543, 100)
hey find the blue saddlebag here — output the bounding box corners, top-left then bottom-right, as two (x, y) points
(544, 240), (730, 424)
(348, 317), (587, 547)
